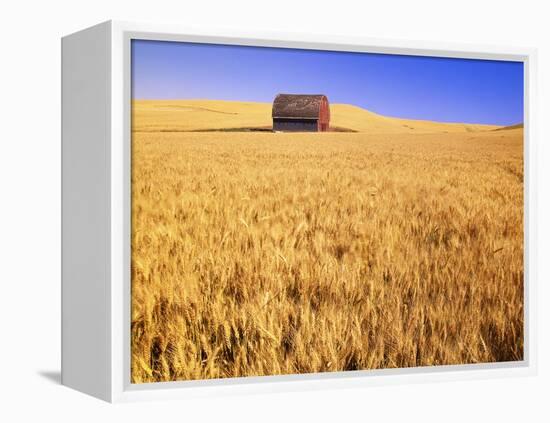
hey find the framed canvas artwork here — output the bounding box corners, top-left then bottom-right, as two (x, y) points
(61, 21), (537, 402)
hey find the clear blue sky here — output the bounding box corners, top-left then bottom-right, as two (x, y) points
(132, 39), (524, 125)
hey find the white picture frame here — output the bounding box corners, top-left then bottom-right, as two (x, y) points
(61, 20), (538, 403)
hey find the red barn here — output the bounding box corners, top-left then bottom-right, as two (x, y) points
(272, 94), (330, 132)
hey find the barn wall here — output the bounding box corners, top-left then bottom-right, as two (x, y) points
(319, 97), (330, 127)
(273, 118), (319, 132)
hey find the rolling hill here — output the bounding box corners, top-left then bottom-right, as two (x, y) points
(132, 99), (502, 133)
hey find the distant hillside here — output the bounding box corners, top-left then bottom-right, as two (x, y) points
(329, 103), (499, 133)
(132, 99), (502, 133)
(494, 123), (524, 131)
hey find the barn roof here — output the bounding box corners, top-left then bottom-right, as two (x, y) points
(272, 94), (328, 119)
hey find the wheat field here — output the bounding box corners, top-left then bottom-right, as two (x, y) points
(131, 101), (523, 383)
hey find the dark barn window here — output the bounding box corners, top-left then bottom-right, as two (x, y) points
(272, 94), (330, 132)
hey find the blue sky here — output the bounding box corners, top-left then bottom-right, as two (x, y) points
(132, 39), (524, 125)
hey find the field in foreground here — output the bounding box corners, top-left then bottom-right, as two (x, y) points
(131, 127), (523, 383)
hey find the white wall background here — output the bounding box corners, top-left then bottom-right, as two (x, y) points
(0, 0), (548, 420)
